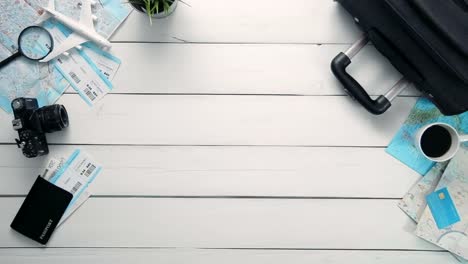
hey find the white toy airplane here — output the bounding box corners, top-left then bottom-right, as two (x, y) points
(37, 0), (112, 62)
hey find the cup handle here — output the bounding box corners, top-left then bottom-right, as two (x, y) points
(460, 134), (468, 143)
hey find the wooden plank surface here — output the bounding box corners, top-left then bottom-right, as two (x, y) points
(112, 0), (362, 43)
(0, 145), (419, 197)
(0, 198), (436, 250)
(0, 0), (442, 262)
(0, 95), (417, 146)
(0, 248), (459, 264)
(98, 43), (419, 96)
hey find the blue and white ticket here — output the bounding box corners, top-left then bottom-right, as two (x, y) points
(48, 149), (102, 224)
(59, 185), (92, 226)
(83, 42), (122, 81)
(42, 157), (66, 181)
(42, 151), (100, 226)
(55, 48), (114, 106)
(44, 21), (119, 106)
(50, 149), (101, 198)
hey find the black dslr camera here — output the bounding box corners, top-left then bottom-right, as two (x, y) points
(11, 98), (69, 158)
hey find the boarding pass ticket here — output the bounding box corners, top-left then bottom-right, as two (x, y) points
(50, 149), (101, 197)
(44, 21), (118, 106)
(41, 157), (93, 226)
(54, 46), (113, 106)
(59, 186), (92, 227)
(42, 157), (66, 181)
(42, 157), (94, 226)
(83, 42), (121, 81)
(47, 150), (102, 225)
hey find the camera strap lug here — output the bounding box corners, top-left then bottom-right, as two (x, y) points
(15, 139), (25, 149)
(12, 119), (23, 131)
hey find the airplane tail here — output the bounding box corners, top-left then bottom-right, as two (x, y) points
(35, 0), (55, 24)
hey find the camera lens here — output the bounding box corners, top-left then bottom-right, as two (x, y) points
(36, 104), (69, 133)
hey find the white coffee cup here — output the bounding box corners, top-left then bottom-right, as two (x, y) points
(415, 122), (468, 162)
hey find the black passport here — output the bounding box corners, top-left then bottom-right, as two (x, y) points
(11, 176), (73, 245)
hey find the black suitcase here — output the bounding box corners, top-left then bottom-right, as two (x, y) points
(331, 0), (468, 115)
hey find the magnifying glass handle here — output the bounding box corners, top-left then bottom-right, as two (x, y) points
(0, 52), (21, 69)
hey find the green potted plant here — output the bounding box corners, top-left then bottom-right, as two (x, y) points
(129, 0), (178, 23)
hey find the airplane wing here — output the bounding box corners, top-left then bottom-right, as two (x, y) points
(79, 0), (95, 30)
(40, 33), (88, 62)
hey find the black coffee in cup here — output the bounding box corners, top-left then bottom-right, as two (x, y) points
(420, 125), (452, 158)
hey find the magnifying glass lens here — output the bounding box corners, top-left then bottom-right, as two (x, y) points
(18, 27), (53, 60)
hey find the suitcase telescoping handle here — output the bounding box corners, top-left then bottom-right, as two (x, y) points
(331, 34), (410, 115)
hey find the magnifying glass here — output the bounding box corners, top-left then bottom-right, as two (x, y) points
(0, 26), (54, 69)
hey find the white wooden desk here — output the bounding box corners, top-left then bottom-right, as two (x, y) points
(0, 1), (460, 263)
